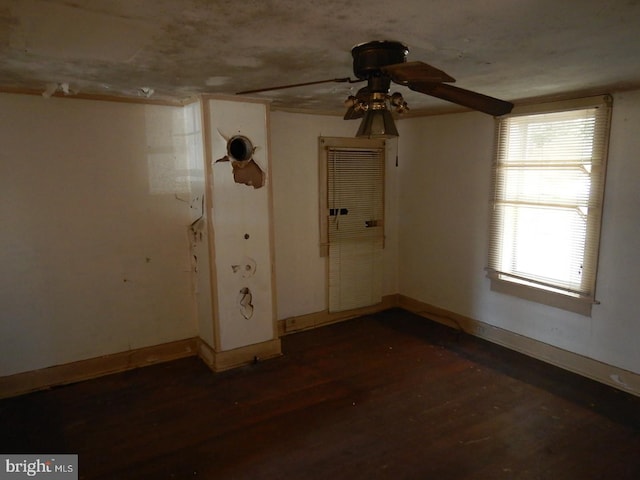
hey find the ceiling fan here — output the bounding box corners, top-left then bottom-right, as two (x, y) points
(237, 41), (514, 137)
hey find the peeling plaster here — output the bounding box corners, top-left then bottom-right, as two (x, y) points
(139, 86), (154, 98)
(216, 157), (265, 188)
(215, 134), (265, 188)
(231, 257), (257, 278)
(41, 82), (75, 98)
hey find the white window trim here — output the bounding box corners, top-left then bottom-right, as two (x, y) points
(318, 136), (386, 257)
(487, 95), (613, 316)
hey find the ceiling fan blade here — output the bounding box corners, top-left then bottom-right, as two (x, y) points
(237, 77), (361, 95)
(381, 61), (456, 85)
(409, 82), (513, 116)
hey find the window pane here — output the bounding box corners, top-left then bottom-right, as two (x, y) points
(498, 205), (586, 290)
(488, 96), (611, 306)
(499, 166), (592, 206)
(505, 111), (597, 164)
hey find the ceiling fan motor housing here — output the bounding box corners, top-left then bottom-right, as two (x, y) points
(351, 41), (409, 80)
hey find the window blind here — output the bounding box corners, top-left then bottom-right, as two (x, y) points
(327, 147), (385, 243)
(326, 146), (385, 312)
(488, 96), (611, 307)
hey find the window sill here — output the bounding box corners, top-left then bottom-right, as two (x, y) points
(488, 276), (595, 317)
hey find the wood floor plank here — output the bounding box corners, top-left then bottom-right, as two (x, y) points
(1, 309), (639, 479)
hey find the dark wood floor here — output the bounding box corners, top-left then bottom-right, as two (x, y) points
(2, 309), (640, 479)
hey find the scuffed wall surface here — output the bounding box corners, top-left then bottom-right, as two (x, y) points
(184, 101), (214, 347)
(397, 92), (640, 376)
(0, 93), (197, 376)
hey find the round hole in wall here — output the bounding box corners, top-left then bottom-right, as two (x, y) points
(227, 135), (254, 162)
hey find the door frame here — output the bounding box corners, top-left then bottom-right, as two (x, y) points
(318, 136), (386, 257)
(318, 136), (387, 312)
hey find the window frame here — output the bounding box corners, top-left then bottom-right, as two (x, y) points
(318, 136), (386, 257)
(487, 95), (613, 316)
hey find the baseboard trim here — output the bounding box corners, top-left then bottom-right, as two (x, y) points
(6, 295), (636, 399)
(198, 338), (282, 372)
(398, 295), (640, 397)
(0, 338), (199, 399)
(278, 294), (399, 336)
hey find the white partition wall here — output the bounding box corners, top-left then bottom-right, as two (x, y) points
(0, 93), (199, 382)
(199, 96), (280, 370)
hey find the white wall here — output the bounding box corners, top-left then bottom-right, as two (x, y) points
(184, 101), (215, 347)
(0, 93), (197, 376)
(3, 90), (638, 380)
(591, 90), (640, 371)
(397, 112), (494, 315)
(270, 111), (399, 320)
(397, 91), (640, 375)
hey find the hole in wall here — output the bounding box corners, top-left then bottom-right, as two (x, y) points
(227, 135), (254, 162)
(237, 287), (254, 319)
(215, 134), (265, 189)
(231, 256), (257, 278)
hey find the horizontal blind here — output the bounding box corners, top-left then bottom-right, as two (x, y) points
(327, 147), (384, 243)
(488, 97), (611, 300)
(327, 146), (384, 312)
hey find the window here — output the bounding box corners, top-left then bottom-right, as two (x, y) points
(319, 137), (386, 312)
(487, 96), (612, 316)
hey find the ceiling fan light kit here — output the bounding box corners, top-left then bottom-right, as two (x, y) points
(237, 40), (514, 138)
(355, 91), (399, 138)
(356, 108), (399, 138)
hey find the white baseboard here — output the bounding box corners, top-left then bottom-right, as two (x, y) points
(398, 295), (640, 397)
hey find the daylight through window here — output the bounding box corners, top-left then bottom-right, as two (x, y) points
(487, 96), (612, 315)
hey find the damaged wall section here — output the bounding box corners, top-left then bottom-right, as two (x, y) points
(205, 97), (278, 354)
(184, 100), (215, 348)
(215, 134), (265, 188)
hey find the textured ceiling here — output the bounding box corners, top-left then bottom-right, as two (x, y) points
(2, 0), (640, 115)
